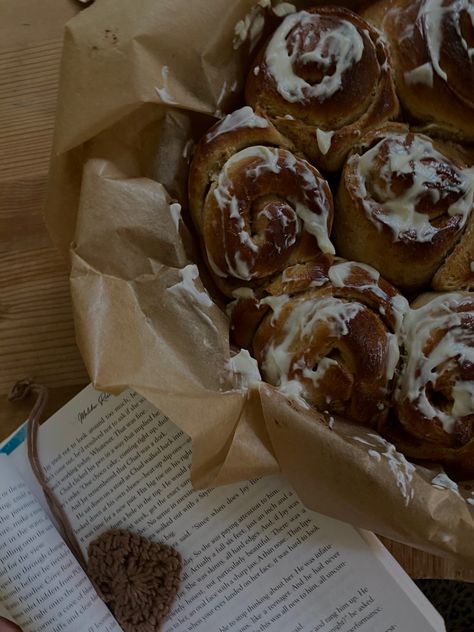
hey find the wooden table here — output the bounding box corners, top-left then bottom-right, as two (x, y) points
(0, 0), (472, 582)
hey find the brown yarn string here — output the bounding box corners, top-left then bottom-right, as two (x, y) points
(8, 379), (182, 632)
(8, 379), (88, 572)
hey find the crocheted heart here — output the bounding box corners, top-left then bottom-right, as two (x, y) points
(88, 529), (182, 632)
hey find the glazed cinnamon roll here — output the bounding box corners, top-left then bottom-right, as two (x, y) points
(334, 124), (474, 292)
(364, 0), (474, 141)
(231, 259), (408, 427)
(188, 107), (335, 297)
(245, 7), (399, 171)
(388, 292), (474, 478)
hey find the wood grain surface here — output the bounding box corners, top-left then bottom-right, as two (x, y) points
(0, 0), (472, 582)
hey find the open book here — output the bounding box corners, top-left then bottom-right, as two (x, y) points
(0, 386), (445, 631)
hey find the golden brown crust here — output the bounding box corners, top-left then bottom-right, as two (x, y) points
(188, 107), (335, 297)
(363, 0), (474, 141)
(433, 211), (474, 291)
(245, 6), (399, 171)
(333, 123), (472, 292)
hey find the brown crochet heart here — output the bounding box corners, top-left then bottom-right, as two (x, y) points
(88, 529), (182, 632)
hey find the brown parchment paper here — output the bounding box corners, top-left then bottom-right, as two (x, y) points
(44, 0), (474, 565)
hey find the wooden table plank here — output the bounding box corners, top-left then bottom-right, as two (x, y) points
(0, 0), (471, 581)
(0, 0), (88, 437)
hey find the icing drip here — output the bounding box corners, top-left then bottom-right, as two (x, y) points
(316, 128), (335, 155)
(155, 66), (177, 104)
(418, 0), (449, 81)
(273, 2), (297, 17)
(265, 11), (364, 103)
(413, 0), (474, 84)
(169, 202), (182, 232)
(227, 349), (262, 388)
(206, 106), (269, 142)
(168, 265), (213, 308)
(353, 133), (474, 242)
(231, 287), (255, 299)
(260, 294), (290, 323)
(302, 356), (339, 386)
(398, 293), (474, 434)
(404, 62), (434, 87)
(233, 1), (269, 50)
(431, 472), (460, 493)
(209, 145), (334, 280)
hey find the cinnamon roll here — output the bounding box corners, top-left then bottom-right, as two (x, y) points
(245, 6), (399, 171)
(188, 106), (335, 297)
(231, 259), (408, 427)
(364, 0), (474, 141)
(388, 292), (474, 478)
(334, 124), (474, 292)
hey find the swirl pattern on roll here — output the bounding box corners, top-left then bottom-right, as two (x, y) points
(232, 259), (408, 427)
(390, 292), (474, 477)
(334, 124), (474, 292)
(188, 107), (334, 297)
(245, 7), (399, 171)
(364, 0), (474, 140)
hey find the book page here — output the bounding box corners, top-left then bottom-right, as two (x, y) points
(8, 387), (444, 632)
(0, 456), (122, 632)
(0, 602), (19, 629)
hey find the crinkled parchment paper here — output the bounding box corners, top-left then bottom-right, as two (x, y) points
(44, 0), (474, 564)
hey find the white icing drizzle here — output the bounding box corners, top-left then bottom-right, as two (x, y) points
(354, 433), (415, 504)
(368, 448), (382, 462)
(169, 202), (182, 232)
(182, 139), (194, 160)
(404, 62), (434, 87)
(168, 264), (213, 308)
(262, 296), (363, 396)
(265, 11), (365, 103)
(386, 333), (400, 380)
(417, 0), (474, 82)
(155, 66), (177, 104)
(398, 292), (474, 434)
(328, 261), (409, 334)
(353, 134), (474, 242)
(227, 349), (262, 389)
(451, 381), (474, 416)
(206, 106), (269, 142)
(260, 294), (290, 323)
(316, 128), (335, 156)
(302, 356), (339, 386)
(233, 1), (270, 51)
(230, 250), (252, 281)
(431, 472), (460, 494)
(391, 294), (411, 335)
(273, 2), (297, 17)
(418, 0), (449, 81)
(231, 287), (255, 299)
(329, 261), (380, 287)
(210, 145), (334, 280)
